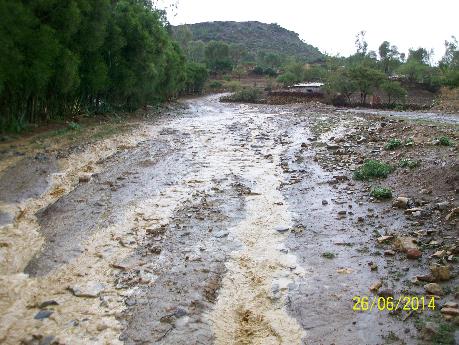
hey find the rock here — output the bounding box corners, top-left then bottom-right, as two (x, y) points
(377, 235), (394, 244)
(370, 280), (382, 292)
(378, 289), (394, 298)
(384, 250), (396, 256)
(34, 310), (53, 320)
(405, 207), (423, 214)
(421, 322), (439, 340)
(393, 197), (410, 209)
(436, 201), (450, 210)
(441, 308), (459, 316)
(394, 236), (418, 254)
(38, 300), (59, 309)
(326, 144), (340, 150)
(79, 174), (92, 183)
(417, 274), (436, 282)
(214, 231), (229, 238)
(430, 264), (451, 281)
(446, 207), (459, 221)
(69, 281), (105, 298)
(444, 302), (459, 308)
(432, 250), (446, 258)
(406, 248), (422, 259)
(274, 226), (290, 233)
(424, 283), (444, 296)
(322, 200), (328, 206)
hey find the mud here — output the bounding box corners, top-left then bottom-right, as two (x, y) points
(0, 94), (457, 345)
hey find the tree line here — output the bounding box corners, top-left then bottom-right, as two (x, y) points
(0, 0), (208, 132)
(278, 32), (459, 105)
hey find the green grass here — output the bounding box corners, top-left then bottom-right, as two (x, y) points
(436, 136), (454, 146)
(384, 139), (402, 150)
(399, 158), (420, 169)
(353, 160), (394, 180)
(370, 187), (393, 200)
(322, 252), (336, 259)
(431, 322), (456, 345)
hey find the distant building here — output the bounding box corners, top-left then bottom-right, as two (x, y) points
(288, 82), (324, 95)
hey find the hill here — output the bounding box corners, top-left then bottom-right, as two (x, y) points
(174, 21), (324, 63)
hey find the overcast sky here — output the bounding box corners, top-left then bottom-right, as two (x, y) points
(158, 0), (458, 63)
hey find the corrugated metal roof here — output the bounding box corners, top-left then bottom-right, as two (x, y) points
(290, 82), (324, 88)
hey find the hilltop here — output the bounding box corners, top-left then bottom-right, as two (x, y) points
(174, 21), (324, 63)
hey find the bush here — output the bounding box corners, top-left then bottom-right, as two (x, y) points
(67, 122), (81, 131)
(399, 159), (420, 169)
(354, 160), (393, 180)
(384, 139), (402, 150)
(224, 80), (242, 92)
(222, 87), (262, 103)
(322, 252), (336, 259)
(435, 136), (454, 146)
(209, 80), (223, 89)
(370, 187), (393, 200)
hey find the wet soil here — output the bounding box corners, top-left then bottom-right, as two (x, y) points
(0, 95), (457, 345)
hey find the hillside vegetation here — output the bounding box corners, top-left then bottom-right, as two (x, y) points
(174, 21), (323, 63)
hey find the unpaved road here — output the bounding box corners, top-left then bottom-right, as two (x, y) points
(0, 95), (457, 345)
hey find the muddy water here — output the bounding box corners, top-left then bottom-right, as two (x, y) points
(0, 95), (421, 344)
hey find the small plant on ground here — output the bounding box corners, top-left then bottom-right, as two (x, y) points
(399, 158), (420, 169)
(322, 252), (336, 259)
(67, 121), (81, 131)
(435, 136), (454, 146)
(404, 137), (415, 146)
(353, 160), (393, 180)
(384, 138), (402, 150)
(370, 187), (393, 200)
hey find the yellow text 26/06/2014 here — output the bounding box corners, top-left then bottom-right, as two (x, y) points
(352, 296), (436, 312)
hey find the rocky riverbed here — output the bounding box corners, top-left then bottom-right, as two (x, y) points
(0, 94), (457, 344)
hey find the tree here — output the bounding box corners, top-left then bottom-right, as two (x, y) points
(233, 64), (247, 81)
(228, 43), (246, 66)
(205, 41), (232, 74)
(378, 41), (401, 75)
(277, 72), (296, 87)
(355, 31), (368, 56)
(0, 0), (192, 132)
(183, 62), (208, 94)
(264, 53), (282, 68)
(326, 70), (357, 103)
(380, 81), (407, 104)
(187, 40), (206, 63)
(349, 65), (385, 104)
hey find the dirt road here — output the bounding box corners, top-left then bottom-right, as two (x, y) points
(0, 95), (457, 345)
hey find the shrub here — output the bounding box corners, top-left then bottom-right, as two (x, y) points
(384, 139), (402, 150)
(353, 160), (393, 180)
(67, 122), (81, 131)
(225, 80), (242, 92)
(399, 159), (420, 169)
(322, 252), (336, 259)
(435, 136), (454, 146)
(209, 80), (223, 89)
(404, 138), (415, 146)
(370, 187), (393, 200)
(223, 87), (262, 103)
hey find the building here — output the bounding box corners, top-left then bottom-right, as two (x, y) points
(288, 82), (324, 95)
